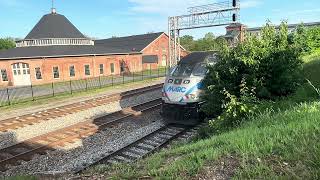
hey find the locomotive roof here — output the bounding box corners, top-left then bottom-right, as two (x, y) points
(179, 51), (218, 64)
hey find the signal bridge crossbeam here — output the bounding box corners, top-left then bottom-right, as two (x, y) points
(168, 0), (240, 67)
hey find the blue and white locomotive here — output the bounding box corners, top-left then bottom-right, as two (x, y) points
(161, 51), (218, 125)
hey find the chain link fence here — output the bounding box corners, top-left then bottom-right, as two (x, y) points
(0, 66), (169, 107)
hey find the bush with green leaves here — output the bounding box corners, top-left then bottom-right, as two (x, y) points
(202, 21), (304, 131)
(0, 38), (15, 50)
(291, 25), (320, 53)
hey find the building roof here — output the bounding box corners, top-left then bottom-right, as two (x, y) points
(0, 45), (138, 60)
(226, 23), (246, 28)
(0, 10), (166, 60)
(95, 32), (164, 52)
(0, 32), (166, 60)
(25, 13), (86, 39)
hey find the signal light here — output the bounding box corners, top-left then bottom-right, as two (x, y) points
(233, 0), (237, 7)
(232, 14), (237, 22)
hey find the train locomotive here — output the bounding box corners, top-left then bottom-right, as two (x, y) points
(161, 51), (218, 125)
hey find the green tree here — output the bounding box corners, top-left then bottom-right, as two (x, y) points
(202, 21), (303, 131)
(0, 38), (15, 50)
(204, 32), (215, 40)
(180, 33), (227, 52)
(180, 35), (194, 51)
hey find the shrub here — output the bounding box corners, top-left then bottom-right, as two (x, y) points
(202, 21), (304, 131)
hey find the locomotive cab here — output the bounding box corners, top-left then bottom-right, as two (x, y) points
(161, 51), (218, 125)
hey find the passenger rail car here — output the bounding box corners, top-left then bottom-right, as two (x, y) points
(161, 51), (218, 125)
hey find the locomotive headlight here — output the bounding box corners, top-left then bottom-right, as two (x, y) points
(186, 94), (198, 100)
(183, 80), (190, 84)
(189, 94), (196, 99)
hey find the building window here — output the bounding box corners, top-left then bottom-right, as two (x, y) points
(1, 69), (8, 81)
(35, 67), (42, 80)
(53, 66), (60, 79)
(110, 63), (115, 74)
(99, 64), (104, 75)
(69, 65), (75, 77)
(84, 65), (90, 76)
(12, 63), (30, 75)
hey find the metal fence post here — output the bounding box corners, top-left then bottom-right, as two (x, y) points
(149, 65), (152, 78)
(141, 68), (144, 80)
(51, 82), (55, 97)
(165, 66), (167, 76)
(132, 72), (135, 82)
(85, 78), (88, 91)
(6, 88), (10, 105)
(99, 76), (102, 88)
(122, 72), (125, 84)
(112, 75), (114, 86)
(157, 67), (160, 77)
(69, 80), (73, 94)
(30, 84), (35, 101)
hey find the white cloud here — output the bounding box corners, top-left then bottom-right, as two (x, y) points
(241, 0), (262, 9)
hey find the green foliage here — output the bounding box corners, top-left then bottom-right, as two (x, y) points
(202, 21), (304, 131)
(0, 38), (15, 50)
(180, 33), (228, 52)
(209, 79), (258, 133)
(291, 25), (320, 54)
(180, 35), (195, 51)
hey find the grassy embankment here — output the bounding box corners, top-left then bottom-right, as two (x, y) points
(85, 50), (320, 179)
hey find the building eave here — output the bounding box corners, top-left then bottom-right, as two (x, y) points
(0, 52), (142, 61)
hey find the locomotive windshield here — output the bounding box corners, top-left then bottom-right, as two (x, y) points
(171, 62), (207, 77)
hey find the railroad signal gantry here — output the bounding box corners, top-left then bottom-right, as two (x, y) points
(168, 0), (240, 67)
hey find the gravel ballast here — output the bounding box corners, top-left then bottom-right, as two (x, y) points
(0, 88), (161, 149)
(0, 110), (164, 177)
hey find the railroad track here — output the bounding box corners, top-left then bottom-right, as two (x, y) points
(0, 98), (162, 172)
(74, 123), (204, 174)
(0, 83), (163, 133)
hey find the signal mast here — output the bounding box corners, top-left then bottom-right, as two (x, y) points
(168, 0), (240, 66)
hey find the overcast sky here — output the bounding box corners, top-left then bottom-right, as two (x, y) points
(0, 0), (319, 39)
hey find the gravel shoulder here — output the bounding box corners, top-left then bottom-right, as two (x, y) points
(0, 109), (165, 178)
(0, 89), (161, 150)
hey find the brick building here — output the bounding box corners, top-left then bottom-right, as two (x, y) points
(223, 22), (320, 46)
(0, 10), (187, 87)
(223, 23), (246, 47)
